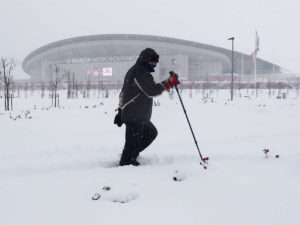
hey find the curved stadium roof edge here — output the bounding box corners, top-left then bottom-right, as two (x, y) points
(23, 35), (249, 65)
(22, 33), (281, 79)
(24, 34), (227, 62)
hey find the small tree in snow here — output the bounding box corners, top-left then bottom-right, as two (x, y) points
(266, 76), (272, 98)
(0, 58), (16, 111)
(40, 82), (45, 98)
(24, 82), (28, 98)
(50, 65), (67, 107)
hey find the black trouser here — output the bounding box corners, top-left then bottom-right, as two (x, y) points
(120, 121), (158, 164)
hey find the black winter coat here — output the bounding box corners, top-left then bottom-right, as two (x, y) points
(120, 48), (165, 124)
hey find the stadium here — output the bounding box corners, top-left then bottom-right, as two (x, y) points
(22, 34), (281, 83)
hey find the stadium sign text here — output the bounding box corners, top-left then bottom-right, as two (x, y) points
(66, 56), (138, 64)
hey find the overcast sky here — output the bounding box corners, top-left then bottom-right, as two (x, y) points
(1, 0), (299, 78)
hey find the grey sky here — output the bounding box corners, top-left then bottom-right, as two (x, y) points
(1, 0), (299, 78)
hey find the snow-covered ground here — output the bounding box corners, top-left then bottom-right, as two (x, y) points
(1, 89), (300, 225)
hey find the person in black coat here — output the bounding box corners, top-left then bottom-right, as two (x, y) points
(116, 48), (179, 166)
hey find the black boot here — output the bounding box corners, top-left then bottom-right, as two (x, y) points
(130, 158), (140, 166)
(119, 157), (140, 166)
(119, 151), (132, 166)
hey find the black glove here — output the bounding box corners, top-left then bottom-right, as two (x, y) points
(114, 108), (123, 127)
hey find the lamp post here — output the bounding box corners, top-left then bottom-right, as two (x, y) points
(228, 37), (234, 101)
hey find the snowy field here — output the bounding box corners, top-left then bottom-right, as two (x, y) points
(1, 89), (300, 225)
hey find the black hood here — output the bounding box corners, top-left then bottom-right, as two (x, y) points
(136, 48), (159, 72)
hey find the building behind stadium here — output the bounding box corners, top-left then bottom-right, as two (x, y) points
(22, 34), (282, 84)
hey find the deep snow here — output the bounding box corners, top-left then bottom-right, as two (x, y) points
(1, 89), (300, 225)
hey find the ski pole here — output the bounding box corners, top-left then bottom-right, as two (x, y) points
(170, 72), (209, 167)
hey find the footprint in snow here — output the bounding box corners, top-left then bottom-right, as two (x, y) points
(92, 185), (139, 203)
(173, 170), (187, 182)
